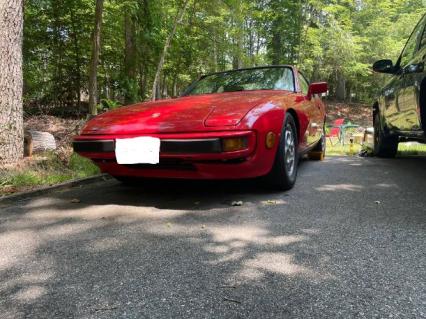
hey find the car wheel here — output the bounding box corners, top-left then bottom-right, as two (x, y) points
(373, 112), (398, 158)
(308, 124), (326, 160)
(264, 113), (299, 191)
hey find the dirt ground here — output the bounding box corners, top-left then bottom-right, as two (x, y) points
(326, 101), (372, 128)
(24, 115), (84, 150)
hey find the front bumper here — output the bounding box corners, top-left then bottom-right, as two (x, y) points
(73, 138), (224, 155)
(73, 131), (277, 179)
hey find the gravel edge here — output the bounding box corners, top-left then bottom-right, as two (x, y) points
(0, 174), (111, 203)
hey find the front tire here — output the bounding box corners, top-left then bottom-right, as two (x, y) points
(374, 112), (398, 158)
(264, 113), (299, 191)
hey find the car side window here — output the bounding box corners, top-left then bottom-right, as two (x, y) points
(298, 72), (309, 95)
(419, 20), (426, 50)
(400, 15), (426, 67)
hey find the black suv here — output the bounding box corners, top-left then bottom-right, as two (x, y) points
(373, 13), (426, 157)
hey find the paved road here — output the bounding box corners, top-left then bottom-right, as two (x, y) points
(0, 156), (425, 319)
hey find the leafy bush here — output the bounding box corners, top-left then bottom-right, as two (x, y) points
(97, 99), (122, 112)
(68, 153), (100, 177)
(0, 152), (100, 195)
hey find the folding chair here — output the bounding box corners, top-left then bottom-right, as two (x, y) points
(326, 118), (345, 145)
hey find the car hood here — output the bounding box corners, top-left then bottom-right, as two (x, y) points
(81, 91), (289, 135)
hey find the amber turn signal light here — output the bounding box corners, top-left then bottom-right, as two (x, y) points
(222, 137), (248, 152)
(265, 132), (276, 149)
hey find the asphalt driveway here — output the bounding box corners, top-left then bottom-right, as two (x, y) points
(0, 156), (425, 318)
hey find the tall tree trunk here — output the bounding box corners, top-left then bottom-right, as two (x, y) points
(52, 0), (65, 109)
(0, 0), (24, 165)
(298, 3), (312, 66)
(152, 0), (190, 101)
(162, 73), (168, 98)
(172, 76), (178, 97)
(138, 0), (151, 100)
(124, 10), (137, 105)
(271, 24), (282, 65)
(347, 84), (352, 103)
(212, 34), (218, 72)
(139, 64), (146, 100)
(70, 7), (82, 112)
(232, 36), (243, 69)
(336, 71), (346, 101)
(88, 0), (104, 116)
(232, 3), (244, 70)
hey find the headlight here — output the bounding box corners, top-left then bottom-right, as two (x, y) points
(222, 137), (248, 152)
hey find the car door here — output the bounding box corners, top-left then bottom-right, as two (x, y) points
(389, 14), (426, 131)
(297, 72), (323, 146)
(417, 21), (426, 131)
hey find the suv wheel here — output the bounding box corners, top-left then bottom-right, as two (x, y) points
(374, 112), (398, 158)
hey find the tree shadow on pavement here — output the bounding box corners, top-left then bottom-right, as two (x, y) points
(0, 157), (425, 318)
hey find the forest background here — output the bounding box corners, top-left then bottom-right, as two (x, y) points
(23, 0), (425, 115)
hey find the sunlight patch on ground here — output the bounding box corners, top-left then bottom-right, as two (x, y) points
(375, 183), (398, 189)
(316, 184), (364, 192)
(1, 272), (54, 296)
(13, 285), (47, 302)
(42, 222), (96, 239)
(85, 237), (127, 253)
(25, 202), (188, 225)
(202, 225), (308, 266)
(0, 231), (41, 271)
(260, 199), (288, 206)
(243, 253), (312, 276)
(209, 225), (307, 246)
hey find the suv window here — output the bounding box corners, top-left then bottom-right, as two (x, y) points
(419, 18), (426, 50)
(298, 72), (309, 95)
(399, 15), (426, 67)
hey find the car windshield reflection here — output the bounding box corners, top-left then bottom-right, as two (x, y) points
(183, 67), (295, 96)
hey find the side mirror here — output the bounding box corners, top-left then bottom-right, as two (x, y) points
(373, 59), (395, 74)
(307, 82), (328, 99)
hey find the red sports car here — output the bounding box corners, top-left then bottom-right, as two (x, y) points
(73, 66), (328, 190)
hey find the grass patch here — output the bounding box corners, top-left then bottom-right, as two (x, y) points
(397, 142), (426, 156)
(326, 141), (362, 156)
(326, 140), (426, 157)
(0, 152), (100, 196)
(68, 153), (101, 178)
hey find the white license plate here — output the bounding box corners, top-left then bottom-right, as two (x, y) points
(115, 137), (160, 164)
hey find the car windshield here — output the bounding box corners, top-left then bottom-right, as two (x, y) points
(183, 67), (295, 96)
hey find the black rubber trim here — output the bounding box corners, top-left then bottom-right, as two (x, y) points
(73, 138), (223, 154)
(73, 140), (115, 153)
(161, 139), (222, 153)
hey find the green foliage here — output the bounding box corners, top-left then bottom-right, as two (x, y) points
(68, 153), (100, 177)
(97, 98), (122, 111)
(326, 141), (362, 156)
(300, 0), (425, 102)
(120, 78), (140, 105)
(0, 152), (100, 195)
(23, 0), (426, 110)
(398, 142), (426, 156)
